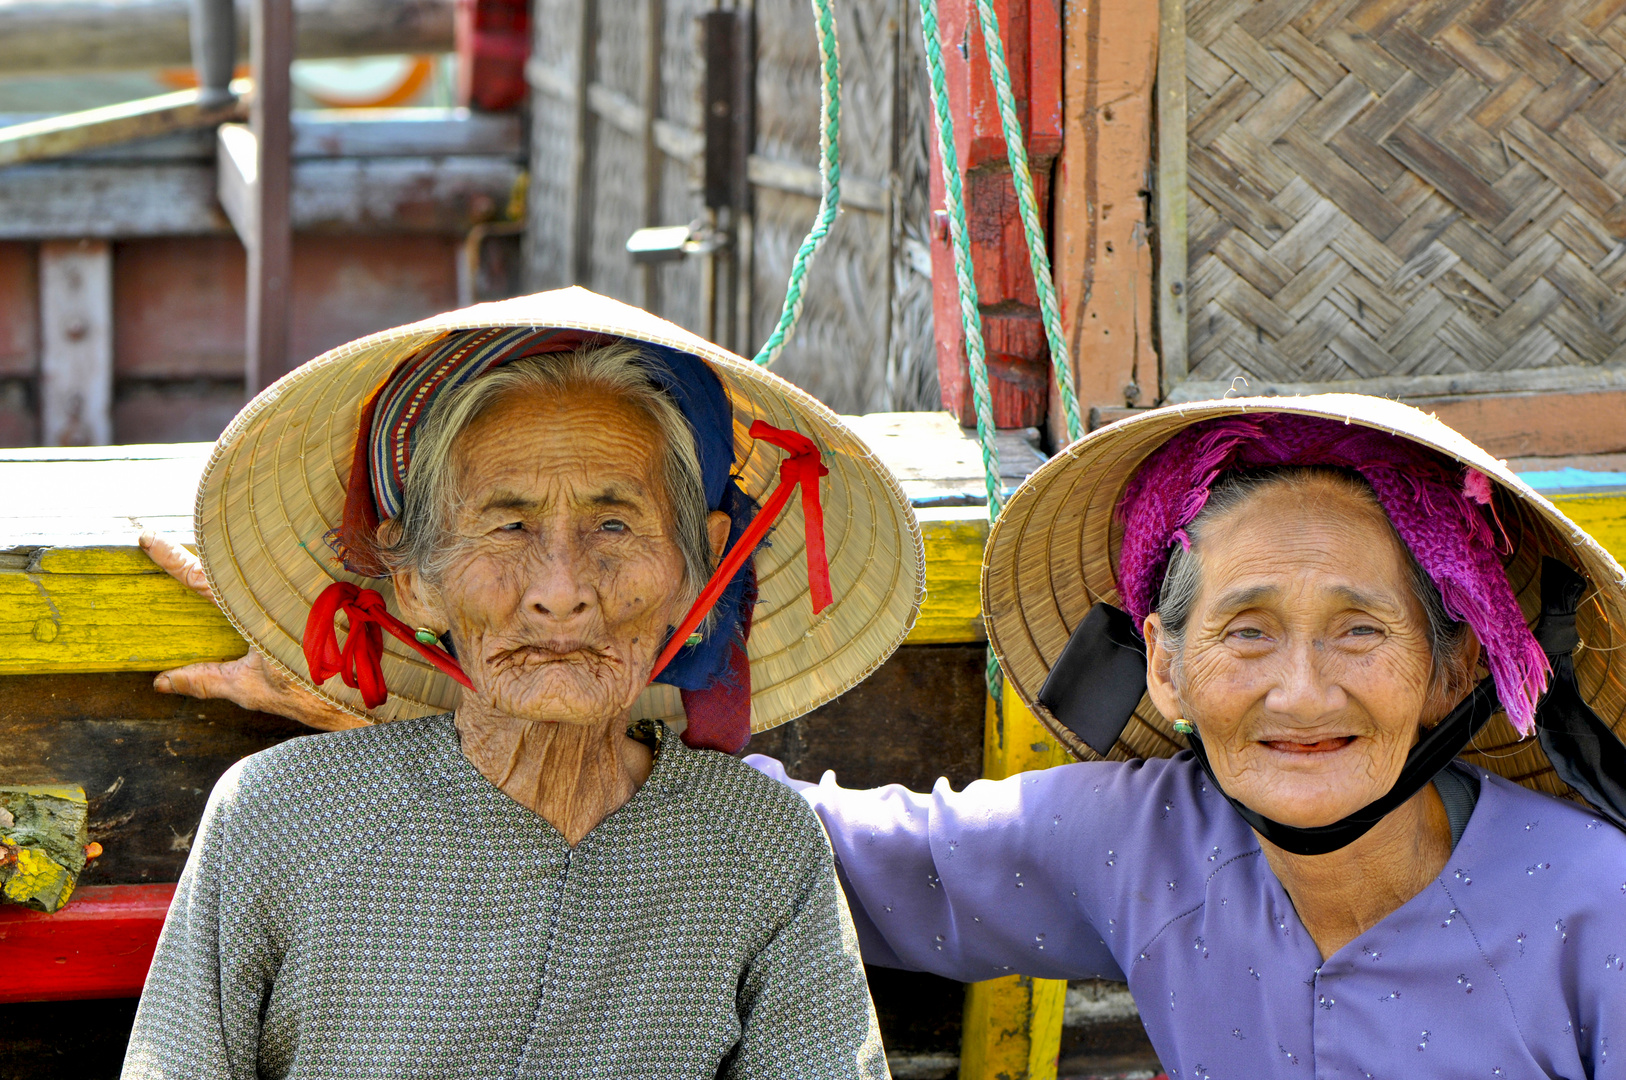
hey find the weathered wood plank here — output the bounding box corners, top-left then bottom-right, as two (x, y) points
(0, 88), (245, 168)
(0, 157), (526, 241)
(956, 681), (1071, 1080)
(0, 108), (524, 164)
(0, 0), (453, 77)
(1549, 488), (1626, 556)
(0, 785), (88, 913)
(0, 569), (249, 676)
(1167, 362), (1626, 401)
(750, 644), (987, 791)
(0, 884), (172, 1005)
(38, 241), (113, 447)
(0, 673), (312, 885)
(0, 510), (986, 674)
(1160, 0), (1191, 393)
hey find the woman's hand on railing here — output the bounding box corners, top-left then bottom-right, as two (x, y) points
(139, 532), (369, 732)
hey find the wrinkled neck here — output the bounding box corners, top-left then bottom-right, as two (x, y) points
(1260, 782), (1453, 961)
(454, 705), (654, 846)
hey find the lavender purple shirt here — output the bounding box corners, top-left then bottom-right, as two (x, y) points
(746, 752), (1626, 1079)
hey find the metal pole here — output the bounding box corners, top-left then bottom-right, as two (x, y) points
(189, 0), (236, 109)
(246, 0), (293, 392)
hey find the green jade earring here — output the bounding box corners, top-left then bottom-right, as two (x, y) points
(1172, 718), (1196, 735)
(414, 627), (439, 645)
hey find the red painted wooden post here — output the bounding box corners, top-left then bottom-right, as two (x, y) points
(0, 884), (174, 1003)
(927, 0), (1064, 429)
(456, 0), (531, 112)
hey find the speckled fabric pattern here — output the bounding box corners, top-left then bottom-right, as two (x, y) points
(751, 753), (1626, 1079)
(122, 716), (888, 1080)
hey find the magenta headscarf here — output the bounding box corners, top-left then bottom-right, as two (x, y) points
(1114, 412), (1550, 736)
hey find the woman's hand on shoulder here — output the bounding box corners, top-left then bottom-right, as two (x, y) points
(141, 532), (369, 732)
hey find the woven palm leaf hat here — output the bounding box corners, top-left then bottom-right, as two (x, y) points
(984, 393), (1626, 817)
(196, 287), (924, 736)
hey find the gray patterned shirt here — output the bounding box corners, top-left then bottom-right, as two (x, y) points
(122, 716), (888, 1079)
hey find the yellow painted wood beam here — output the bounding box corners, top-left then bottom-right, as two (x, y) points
(0, 511), (991, 675)
(3, 491), (1624, 674)
(959, 681), (1071, 1080)
(911, 509), (989, 644)
(1548, 491), (1626, 562)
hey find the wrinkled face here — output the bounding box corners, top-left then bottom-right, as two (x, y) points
(1143, 478), (1472, 830)
(409, 386), (692, 725)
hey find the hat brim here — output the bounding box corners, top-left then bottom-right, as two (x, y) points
(983, 393), (1626, 803)
(197, 288), (925, 733)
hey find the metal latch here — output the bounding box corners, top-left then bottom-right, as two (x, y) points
(624, 223), (726, 264)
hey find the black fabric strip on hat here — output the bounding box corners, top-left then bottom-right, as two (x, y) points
(1036, 603), (1148, 756)
(1532, 558), (1626, 832)
(1183, 678), (1500, 857)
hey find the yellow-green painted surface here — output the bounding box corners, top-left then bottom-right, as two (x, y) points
(1, 493), (1620, 675)
(909, 511), (989, 645)
(0, 562), (249, 675)
(1548, 492), (1626, 562)
(0, 785), (88, 913)
(959, 683), (1071, 1080)
(0, 510), (990, 675)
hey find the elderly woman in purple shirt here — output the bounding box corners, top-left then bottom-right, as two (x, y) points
(751, 395), (1626, 1078)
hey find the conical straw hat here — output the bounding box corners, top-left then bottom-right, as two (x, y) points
(196, 287), (925, 733)
(984, 393), (1626, 801)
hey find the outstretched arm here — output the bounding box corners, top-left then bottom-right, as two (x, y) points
(140, 532), (366, 731)
(744, 755), (1128, 984)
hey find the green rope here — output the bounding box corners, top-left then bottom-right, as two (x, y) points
(753, 0), (842, 368)
(917, 0), (1002, 519)
(972, 0), (1082, 443)
(918, 0), (1005, 703)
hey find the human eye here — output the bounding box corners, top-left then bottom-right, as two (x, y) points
(499, 520), (525, 532)
(600, 518), (628, 533)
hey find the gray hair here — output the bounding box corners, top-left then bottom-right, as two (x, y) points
(1153, 467), (1472, 681)
(380, 342), (714, 617)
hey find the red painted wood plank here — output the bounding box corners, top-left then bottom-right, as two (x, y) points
(456, 0), (530, 112)
(928, 0), (1062, 429)
(0, 883), (173, 1003)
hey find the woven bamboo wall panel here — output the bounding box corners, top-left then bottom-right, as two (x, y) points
(1174, 0), (1626, 400)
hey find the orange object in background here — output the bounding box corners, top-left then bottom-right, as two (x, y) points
(157, 56), (436, 108)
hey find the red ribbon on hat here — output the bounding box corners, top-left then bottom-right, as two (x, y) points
(303, 581), (474, 709)
(301, 420), (829, 710)
(650, 420), (831, 681)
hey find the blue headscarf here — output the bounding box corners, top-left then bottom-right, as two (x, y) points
(635, 343), (758, 692)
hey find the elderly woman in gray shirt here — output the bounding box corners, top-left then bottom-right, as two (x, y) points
(124, 290), (924, 1079)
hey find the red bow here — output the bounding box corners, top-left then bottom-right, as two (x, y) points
(303, 420), (830, 712)
(650, 420), (832, 682)
(303, 581), (474, 708)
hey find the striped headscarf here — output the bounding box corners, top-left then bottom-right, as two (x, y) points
(326, 325), (759, 699)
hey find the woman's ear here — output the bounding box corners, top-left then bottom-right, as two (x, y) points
(706, 510), (731, 562)
(1143, 613), (1184, 720)
(376, 518), (445, 634)
(1427, 625), (1483, 721)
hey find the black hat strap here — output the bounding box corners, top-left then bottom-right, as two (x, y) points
(1531, 558), (1626, 832)
(1034, 558), (1626, 856)
(1183, 680), (1497, 856)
